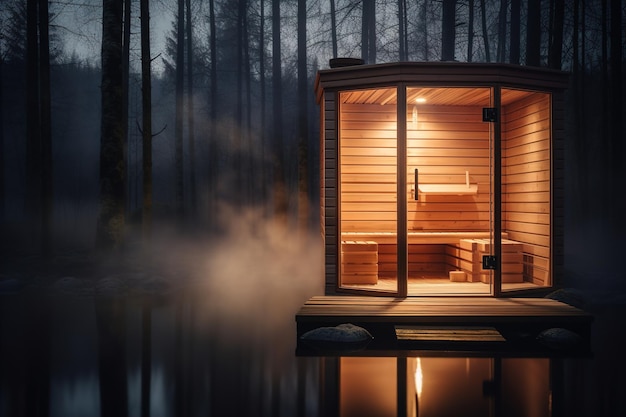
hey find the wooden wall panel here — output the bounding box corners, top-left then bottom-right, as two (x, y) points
(339, 103), (491, 233)
(503, 92), (552, 285)
(323, 91), (339, 293)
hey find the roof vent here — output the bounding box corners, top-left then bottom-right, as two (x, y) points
(329, 58), (365, 68)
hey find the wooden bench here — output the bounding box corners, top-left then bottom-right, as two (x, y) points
(341, 231), (508, 244)
(446, 238), (524, 283)
(341, 241), (379, 284)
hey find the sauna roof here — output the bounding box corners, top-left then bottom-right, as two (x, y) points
(315, 61), (569, 104)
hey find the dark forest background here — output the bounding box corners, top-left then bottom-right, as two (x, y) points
(0, 0), (624, 266)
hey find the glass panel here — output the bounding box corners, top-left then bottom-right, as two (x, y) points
(339, 88), (398, 293)
(500, 89), (552, 292)
(406, 87), (493, 295)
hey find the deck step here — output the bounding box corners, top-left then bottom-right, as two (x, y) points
(296, 296), (593, 354)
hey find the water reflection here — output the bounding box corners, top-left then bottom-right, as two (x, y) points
(336, 356), (551, 417)
(0, 287), (625, 416)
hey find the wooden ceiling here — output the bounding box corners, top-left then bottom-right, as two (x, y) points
(340, 87), (536, 106)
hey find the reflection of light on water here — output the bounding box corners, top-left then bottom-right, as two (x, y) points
(414, 357), (423, 397)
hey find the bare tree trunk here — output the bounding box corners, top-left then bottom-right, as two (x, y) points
(39, 0), (52, 258)
(467, 0), (474, 61)
(421, 0), (429, 60)
(571, 0), (584, 219)
(548, 0), (564, 69)
(0, 55), (4, 223)
(26, 0), (41, 244)
(297, 0), (308, 234)
(600, 0), (609, 219)
(236, 0), (244, 204)
(259, 0), (267, 207)
(330, 0), (338, 59)
(175, 0), (185, 223)
(97, 0), (126, 250)
(526, 0), (541, 66)
(186, 0), (197, 215)
(609, 0), (623, 228)
(509, 0), (520, 64)
(441, 0), (456, 61)
(243, 1), (253, 203)
(398, 0), (406, 60)
(480, 0), (490, 61)
(272, 0), (287, 219)
(208, 0), (217, 222)
(140, 0), (153, 238)
(496, 0), (506, 62)
(122, 0), (130, 216)
(361, 0), (376, 63)
(139, 0), (152, 413)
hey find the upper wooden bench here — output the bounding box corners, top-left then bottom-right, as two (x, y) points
(341, 231), (509, 244)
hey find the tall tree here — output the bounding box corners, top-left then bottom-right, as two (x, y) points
(140, 0), (153, 238)
(420, 0), (429, 60)
(272, 0), (286, 218)
(175, 0), (184, 221)
(548, 0), (564, 69)
(297, 0), (308, 233)
(186, 0), (196, 213)
(526, 0), (541, 66)
(97, 0), (126, 253)
(609, 0), (623, 227)
(25, 0), (41, 240)
(480, 0), (490, 61)
(509, 0), (520, 64)
(24, 0), (53, 255)
(122, 0), (130, 215)
(0, 52), (4, 223)
(38, 0), (52, 257)
(441, 0), (456, 61)
(398, 0), (407, 61)
(208, 0), (217, 218)
(496, 0), (506, 62)
(467, 0), (474, 61)
(259, 0), (267, 206)
(235, 0), (245, 203)
(361, 0), (376, 63)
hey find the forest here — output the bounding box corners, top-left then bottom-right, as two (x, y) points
(0, 0), (624, 259)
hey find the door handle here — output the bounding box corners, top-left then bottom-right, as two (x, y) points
(414, 168), (419, 201)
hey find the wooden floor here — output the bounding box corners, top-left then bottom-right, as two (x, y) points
(344, 277), (541, 295)
(296, 295), (594, 354)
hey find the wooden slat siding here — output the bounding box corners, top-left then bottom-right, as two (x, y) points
(503, 92), (551, 285)
(340, 102), (491, 232)
(551, 91), (565, 287)
(324, 91), (339, 294)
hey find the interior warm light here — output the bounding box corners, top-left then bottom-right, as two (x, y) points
(412, 105), (418, 126)
(415, 97), (426, 103)
(414, 358), (423, 397)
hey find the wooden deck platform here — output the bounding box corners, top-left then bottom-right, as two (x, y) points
(296, 296), (594, 355)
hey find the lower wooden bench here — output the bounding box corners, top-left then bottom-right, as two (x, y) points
(446, 239), (524, 283)
(341, 240), (378, 284)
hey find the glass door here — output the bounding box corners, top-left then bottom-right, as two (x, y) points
(405, 86), (495, 296)
(338, 87), (398, 295)
(499, 88), (553, 294)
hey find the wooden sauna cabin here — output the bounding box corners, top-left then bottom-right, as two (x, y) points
(315, 61), (569, 297)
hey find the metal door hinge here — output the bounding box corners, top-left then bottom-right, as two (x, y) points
(482, 255), (497, 270)
(482, 107), (498, 122)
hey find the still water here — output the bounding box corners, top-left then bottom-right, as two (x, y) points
(1, 220), (625, 417)
(1, 284), (624, 417)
